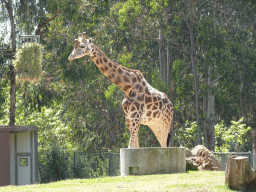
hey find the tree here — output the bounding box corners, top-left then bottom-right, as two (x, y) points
(1, 0), (17, 126)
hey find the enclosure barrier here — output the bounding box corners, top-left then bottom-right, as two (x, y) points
(38, 150), (254, 183)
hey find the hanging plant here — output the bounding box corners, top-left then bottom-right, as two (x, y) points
(13, 42), (44, 82)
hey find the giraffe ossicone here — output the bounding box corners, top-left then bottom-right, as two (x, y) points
(68, 32), (174, 148)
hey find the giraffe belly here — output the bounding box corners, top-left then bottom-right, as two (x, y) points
(140, 112), (162, 126)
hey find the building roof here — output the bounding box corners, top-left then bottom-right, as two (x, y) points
(0, 125), (38, 132)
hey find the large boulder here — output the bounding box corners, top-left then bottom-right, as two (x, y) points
(185, 147), (193, 158)
(187, 145), (223, 171)
(186, 157), (198, 171)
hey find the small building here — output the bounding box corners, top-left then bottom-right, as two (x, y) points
(0, 126), (38, 186)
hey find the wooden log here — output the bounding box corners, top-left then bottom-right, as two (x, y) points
(225, 155), (256, 190)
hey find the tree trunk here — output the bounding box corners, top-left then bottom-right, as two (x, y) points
(205, 66), (215, 151)
(166, 38), (171, 86)
(3, 0), (17, 126)
(9, 64), (16, 126)
(159, 21), (166, 82)
(186, 5), (201, 145)
(225, 156), (256, 190)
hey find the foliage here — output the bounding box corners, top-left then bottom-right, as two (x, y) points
(39, 147), (70, 183)
(13, 43), (44, 81)
(215, 118), (251, 152)
(176, 121), (198, 149)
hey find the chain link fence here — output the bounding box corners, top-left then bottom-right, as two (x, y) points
(213, 152), (254, 171)
(38, 150), (120, 183)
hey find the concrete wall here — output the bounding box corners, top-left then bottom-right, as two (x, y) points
(120, 147), (186, 176)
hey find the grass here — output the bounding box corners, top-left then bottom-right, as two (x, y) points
(0, 171), (246, 192)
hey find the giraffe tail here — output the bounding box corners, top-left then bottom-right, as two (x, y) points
(166, 129), (172, 147)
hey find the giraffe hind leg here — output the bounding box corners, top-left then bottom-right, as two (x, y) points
(148, 123), (169, 148)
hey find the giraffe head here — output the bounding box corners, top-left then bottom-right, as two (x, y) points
(68, 32), (93, 61)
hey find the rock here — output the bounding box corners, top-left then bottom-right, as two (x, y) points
(191, 145), (208, 156)
(186, 157), (198, 171)
(190, 145), (223, 171)
(184, 147), (193, 158)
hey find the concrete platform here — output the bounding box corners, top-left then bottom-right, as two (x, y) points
(120, 147), (186, 176)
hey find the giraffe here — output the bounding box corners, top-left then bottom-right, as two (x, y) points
(68, 32), (174, 148)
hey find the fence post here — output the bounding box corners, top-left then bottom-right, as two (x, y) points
(107, 151), (112, 176)
(253, 130), (256, 170)
(73, 150), (76, 178)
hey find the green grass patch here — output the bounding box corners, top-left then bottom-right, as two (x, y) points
(0, 171), (241, 192)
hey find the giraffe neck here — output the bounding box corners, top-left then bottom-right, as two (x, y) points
(90, 45), (138, 96)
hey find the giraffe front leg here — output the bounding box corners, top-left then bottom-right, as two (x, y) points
(122, 98), (142, 148)
(129, 136), (139, 148)
(128, 128), (140, 148)
(128, 124), (140, 148)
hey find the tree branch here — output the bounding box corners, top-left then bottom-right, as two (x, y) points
(35, 9), (60, 35)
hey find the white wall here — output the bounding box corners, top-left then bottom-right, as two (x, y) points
(17, 132), (31, 153)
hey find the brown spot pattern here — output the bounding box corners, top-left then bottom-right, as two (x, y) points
(134, 102), (140, 110)
(145, 96), (152, 104)
(146, 111), (152, 117)
(129, 92), (136, 98)
(159, 102), (163, 110)
(152, 105), (157, 110)
(145, 87), (150, 95)
(99, 67), (105, 72)
(131, 112), (137, 118)
(137, 76), (141, 82)
(124, 76), (130, 83)
(123, 85), (131, 92)
(153, 111), (159, 118)
(137, 95), (144, 101)
(135, 84), (143, 92)
(131, 106), (136, 112)
(118, 68), (123, 74)
(146, 104), (152, 110)
(114, 77), (122, 85)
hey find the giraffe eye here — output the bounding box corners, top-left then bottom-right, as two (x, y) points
(80, 45), (85, 48)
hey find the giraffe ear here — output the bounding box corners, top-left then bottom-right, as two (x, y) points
(74, 39), (80, 48)
(89, 38), (92, 43)
(78, 33), (82, 38)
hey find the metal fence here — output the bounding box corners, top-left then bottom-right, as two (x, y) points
(72, 151), (120, 177)
(38, 150), (255, 183)
(213, 152), (254, 171)
(38, 151), (120, 183)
